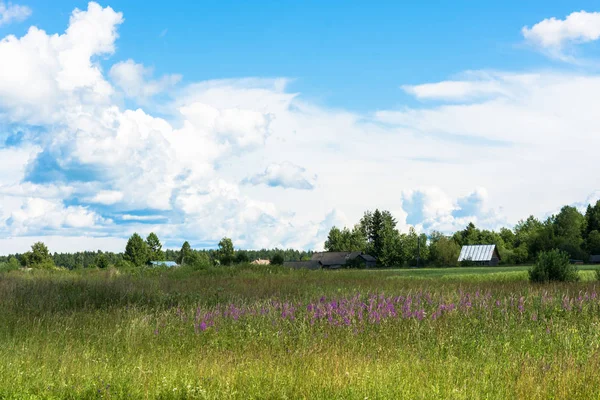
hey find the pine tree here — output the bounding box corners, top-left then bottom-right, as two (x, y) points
(146, 232), (165, 261)
(178, 241), (192, 265)
(124, 233), (148, 267)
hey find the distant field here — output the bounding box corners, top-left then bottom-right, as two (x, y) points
(1, 265), (600, 399)
(383, 265), (600, 281)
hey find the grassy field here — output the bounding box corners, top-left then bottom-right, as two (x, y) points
(2, 265), (600, 399)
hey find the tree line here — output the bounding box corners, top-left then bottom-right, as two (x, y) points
(0, 233), (312, 270)
(324, 201), (600, 267)
(2, 200), (599, 270)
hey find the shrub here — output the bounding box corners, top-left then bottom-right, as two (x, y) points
(0, 257), (20, 272)
(96, 254), (110, 269)
(185, 251), (212, 270)
(270, 253), (284, 265)
(595, 268), (600, 282)
(115, 259), (135, 270)
(235, 251), (249, 264)
(460, 258), (477, 267)
(528, 249), (579, 283)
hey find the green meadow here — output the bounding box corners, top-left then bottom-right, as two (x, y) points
(2, 265), (600, 399)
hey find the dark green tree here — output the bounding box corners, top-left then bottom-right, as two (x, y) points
(429, 235), (460, 267)
(96, 253), (110, 269)
(218, 237), (235, 266)
(585, 230), (600, 255)
(177, 241), (192, 265)
(369, 209), (385, 258)
(324, 226), (366, 252)
(585, 201), (600, 236)
(22, 242), (55, 269)
(358, 209), (404, 266)
(235, 251), (249, 264)
(146, 232), (165, 261)
(270, 253), (284, 265)
(124, 233), (148, 267)
(499, 227), (516, 249)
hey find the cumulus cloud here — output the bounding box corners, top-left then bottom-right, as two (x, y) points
(4, 198), (107, 235)
(0, 1), (31, 26)
(401, 188), (506, 233)
(109, 59), (181, 99)
(0, 1), (123, 124)
(88, 190), (123, 205)
(522, 11), (600, 60)
(243, 162), (316, 190)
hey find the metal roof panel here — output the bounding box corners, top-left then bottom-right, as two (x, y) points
(458, 245), (496, 262)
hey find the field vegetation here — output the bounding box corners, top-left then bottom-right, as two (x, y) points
(2, 265), (600, 399)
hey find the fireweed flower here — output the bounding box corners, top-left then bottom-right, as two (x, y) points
(174, 290), (600, 335)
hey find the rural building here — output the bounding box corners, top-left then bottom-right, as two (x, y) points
(351, 252), (377, 268)
(590, 255), (600, 264)
(150, 261), (179, 267)
(311, 251), (377, 269)
(457, 245), (501, 266)
(283, 260), (321, 270)
(251, 259), (271, 265)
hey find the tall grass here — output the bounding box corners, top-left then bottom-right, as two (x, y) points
(1, 266), (600, 398)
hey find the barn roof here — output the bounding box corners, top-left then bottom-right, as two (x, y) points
(284, 261), (321, 270)
(311, 252), (350, 266)
(458, 245), (499, 262)
(359, 254), (376, 262)
(312, 251), (376, 266)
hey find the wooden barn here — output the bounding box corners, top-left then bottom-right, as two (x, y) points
(458, 244), (501, 266)
(311, 251), (377, 269)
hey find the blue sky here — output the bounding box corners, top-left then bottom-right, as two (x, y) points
(0, 1), (599, 253)
(9, 0), (600, 110)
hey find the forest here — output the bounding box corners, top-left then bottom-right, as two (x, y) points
(1, 200), (599, 270)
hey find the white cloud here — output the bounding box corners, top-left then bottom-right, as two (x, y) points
(88, 190), (123, 205)
(0, 1), (122, 124)
(1, 3), (600, 253)
(4, 198), (108, 235)
(109, 59), (181, 99)
(402, 80), (507, 101)
(401, 187), (507, 233)
(243, 162), (316, 190)
(0, 235), (125, 254)
(522, 11), (600, 60)
(0, 1), (31, 26)
(120, 214), (167, 221)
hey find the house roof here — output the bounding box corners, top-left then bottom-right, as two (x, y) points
(251, 259), (271, 265)
(312, 251), (377, 266)
(458, 245), (499, 262)
(150, 261), (178, 267)
(359, 254), (377, 262)
(284, 261), (321, 270)
(311, 252), (350, 265)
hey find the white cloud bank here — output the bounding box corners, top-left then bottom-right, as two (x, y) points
(109, 59), (181, 99)
(243, 162), (316, 190)
(522, 11), (600, 60)
(0, 3), (599, 253)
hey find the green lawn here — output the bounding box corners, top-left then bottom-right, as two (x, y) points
(1, 265), (600, 399)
